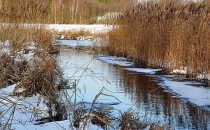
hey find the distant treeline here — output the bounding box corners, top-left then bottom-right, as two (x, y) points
(106, 1), (210, 80)
(0, 0), (136, 24)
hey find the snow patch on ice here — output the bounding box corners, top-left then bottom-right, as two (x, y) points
(57, 40), (95, 48)
(171, 69), (187, 74)
(123, 68), (162, 74)
(155, 76), (210, 111)
(95, 55), (134, 66)
(197, 74), (210, 80)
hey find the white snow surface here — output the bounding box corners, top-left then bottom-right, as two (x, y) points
(95, 55), (134, 66)
(0, 84), (103, 130)
(47, 24), (113, 33)
(0, 84), (48, 130)
(1, 23), (113, 34)
(157, 76), (210, 108)
(123, 68), (162, 74)
(171, 69), (188, 74)
(197, 74), (210, 80)
(57, 40), (95, 47)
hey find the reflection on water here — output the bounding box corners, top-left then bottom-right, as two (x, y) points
(118, 70), (210, 129)
(58, 48), (210, 129)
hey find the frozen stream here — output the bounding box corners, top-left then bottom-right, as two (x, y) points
(57, 40), (210, 129)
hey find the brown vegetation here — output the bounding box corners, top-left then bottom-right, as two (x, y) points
(53, 29), (93, 40)
(0, 24), (62, 96)
(0, 0), (137, 24)
(0, 23), (65, 124)
(106, 2), (210, 80)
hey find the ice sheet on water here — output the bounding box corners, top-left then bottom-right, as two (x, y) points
(66, 101), (120, 112)
(154, 75), (210, 111)
(123, 68), (162, 74)
(95, 55), (134, 66)
(57, 40), (94, 47)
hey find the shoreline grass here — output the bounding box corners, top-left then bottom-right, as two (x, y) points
(105, 2), (210, 85)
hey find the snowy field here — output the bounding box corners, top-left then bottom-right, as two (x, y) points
(1, 23), (113, 34)
(47, 24), (113, 33)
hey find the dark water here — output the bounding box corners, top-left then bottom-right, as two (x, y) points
(118, 70), (210, 129)
(58, 48), (210, 130)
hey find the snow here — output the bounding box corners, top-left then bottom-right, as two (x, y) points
(47, 24), (113, 34)
(171, 69), (187, 75)
(0, 39), (108, 130)
(0, 84), (49, 130)
(0, 84), (104, 130)
(156, 76), (210, 109)
(0, 40), (38, 62)
(95, 55), (134, 66)
(57, 40), (95, 48)
(1, 23), (113, 34)
(0, 40), (10, 54)
(123, 68), (162, 74)
(197, 74), (210, 80)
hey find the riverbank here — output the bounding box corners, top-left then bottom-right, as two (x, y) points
(105, 2), (210, 86)
(0, 17), (210, 129)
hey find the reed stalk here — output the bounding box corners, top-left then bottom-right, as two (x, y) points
(106, 2), (210, 81)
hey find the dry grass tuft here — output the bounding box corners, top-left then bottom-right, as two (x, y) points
(0, 23), (61, 95)
(0, 22), (67, 129)
(119, 111), (142, 130)
(53, 30), (93, 40)
(13, 58), (61, 97)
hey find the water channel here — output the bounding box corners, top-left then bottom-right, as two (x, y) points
(57, 40), (210, 130)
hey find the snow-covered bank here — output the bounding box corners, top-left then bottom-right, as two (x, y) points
(0, 84), (49, 130)
(0, 84), (103, 130)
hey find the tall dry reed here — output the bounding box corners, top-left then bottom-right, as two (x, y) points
(106, 2), (210, 80)
(0, 0), (136, 24)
